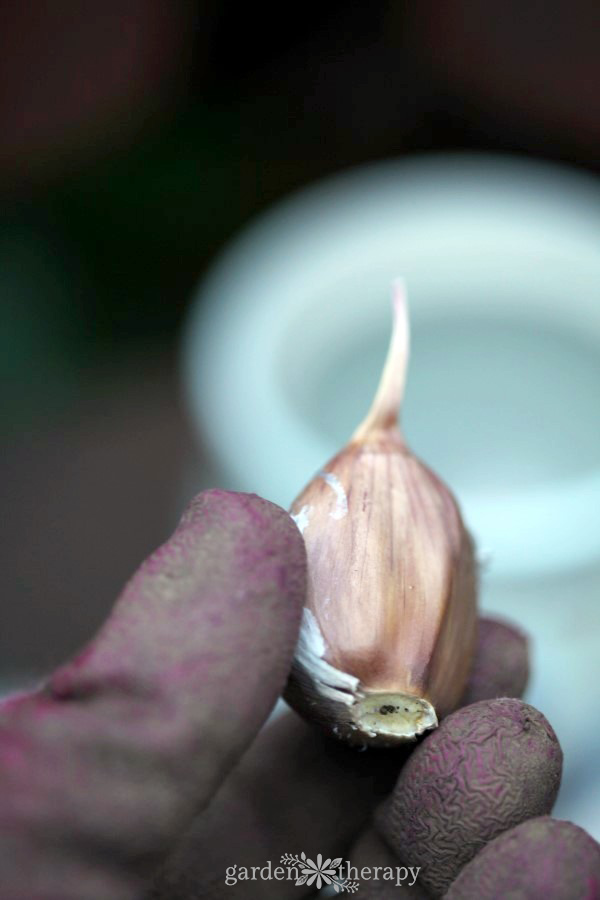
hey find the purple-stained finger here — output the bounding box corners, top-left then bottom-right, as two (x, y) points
(348, 828), (430, 897)
(376, 698), (563, 898)
(445, 816), (600, 899)
(460, 617), (529, 706)
(0, 490), (306, 900)
(149, 711), (405, 899)
(148, 613), (532, 899)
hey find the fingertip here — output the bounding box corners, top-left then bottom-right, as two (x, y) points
(376, 698), (562, 896)
(461, 616), (529, 706)
(446, 817), (600, 899)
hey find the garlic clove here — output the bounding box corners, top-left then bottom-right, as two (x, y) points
(285, 282), (478, 747)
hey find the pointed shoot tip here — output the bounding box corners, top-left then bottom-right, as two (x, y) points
(351, 278), (410, 442)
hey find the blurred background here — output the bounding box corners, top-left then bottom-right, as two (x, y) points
(1, 0), (600, 830)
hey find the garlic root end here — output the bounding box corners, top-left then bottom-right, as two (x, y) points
(353, 692), (438, 743)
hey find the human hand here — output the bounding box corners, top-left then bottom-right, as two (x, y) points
(0, 490), (598, 900)
(148, 594), (580, 900)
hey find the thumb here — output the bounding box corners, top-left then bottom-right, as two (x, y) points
(0, 490), (306, 900)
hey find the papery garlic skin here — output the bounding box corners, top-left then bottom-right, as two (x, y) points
(284, 283), (478, 747)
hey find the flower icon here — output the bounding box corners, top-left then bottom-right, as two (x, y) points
(296, 852), (342, 889)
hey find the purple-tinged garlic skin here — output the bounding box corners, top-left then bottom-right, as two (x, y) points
(284, 283), (478, 746)
(376, 698), (563, 897)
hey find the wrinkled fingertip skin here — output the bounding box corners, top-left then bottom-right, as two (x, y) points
(376, 698), (563, 897)
(445, 816), (600, 899)
(460, 616), (529, 706)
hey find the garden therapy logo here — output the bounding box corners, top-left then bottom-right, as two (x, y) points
(280, 852), (358, 892)
(224, 852), (420, 891)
